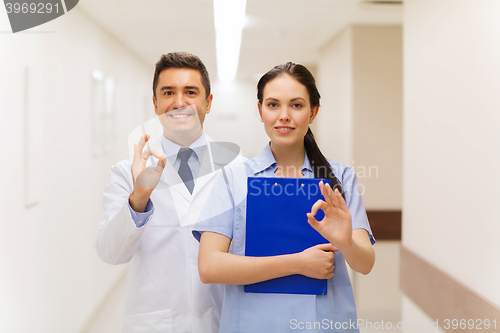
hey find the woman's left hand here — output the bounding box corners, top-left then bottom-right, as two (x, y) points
(307, 181), (353, 249)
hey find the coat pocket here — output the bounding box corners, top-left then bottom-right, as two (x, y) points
(123, 309), (173, 333)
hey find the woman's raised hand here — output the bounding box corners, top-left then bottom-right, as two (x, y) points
(307, 181), (353, 250)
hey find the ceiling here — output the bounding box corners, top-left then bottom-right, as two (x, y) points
(77, 0), (402, 81)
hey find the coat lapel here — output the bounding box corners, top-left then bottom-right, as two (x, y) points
(145, 134), (235, 201)
(191, 136), (217, 196)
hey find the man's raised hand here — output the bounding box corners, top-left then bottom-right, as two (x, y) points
(129, 134), (167, 212)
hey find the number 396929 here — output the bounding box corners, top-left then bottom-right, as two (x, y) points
(5, 3), (60, 14)
(443, 319), (497, 330)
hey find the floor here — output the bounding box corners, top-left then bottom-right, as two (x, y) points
(80, 272), (126, 333)
(80, 241), (402, 333)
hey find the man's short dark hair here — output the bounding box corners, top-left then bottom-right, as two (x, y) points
(152, 52), (211, 99)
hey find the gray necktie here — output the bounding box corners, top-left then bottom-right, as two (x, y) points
(178, 148), (194, 194)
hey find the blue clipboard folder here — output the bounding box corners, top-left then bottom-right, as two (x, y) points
(244, 177), (331, 295)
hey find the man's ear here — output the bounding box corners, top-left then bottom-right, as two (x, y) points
(257, 102), (264, 123)
(309, 105), (319, 124)
(205, 94), (213, 114)
(153, 95), (159, 115)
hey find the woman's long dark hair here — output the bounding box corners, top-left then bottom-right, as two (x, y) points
(257, 62), (344, 196)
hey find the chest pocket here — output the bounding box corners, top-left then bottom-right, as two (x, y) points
(148, 188), (183, 227)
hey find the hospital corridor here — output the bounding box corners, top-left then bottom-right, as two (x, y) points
(0, 0), (499, 332)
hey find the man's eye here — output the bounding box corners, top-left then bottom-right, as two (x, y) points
(187, 91), (196, 95)
(164, 91), (173, 96)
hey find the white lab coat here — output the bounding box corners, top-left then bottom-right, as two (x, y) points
(95, 134), (230, 333)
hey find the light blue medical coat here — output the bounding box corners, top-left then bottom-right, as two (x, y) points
(193, 144), (375, 333)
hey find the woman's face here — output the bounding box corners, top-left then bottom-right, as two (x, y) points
(258, 74), (318, 150)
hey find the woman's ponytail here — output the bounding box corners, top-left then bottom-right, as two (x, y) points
(304, 128), (344, 197)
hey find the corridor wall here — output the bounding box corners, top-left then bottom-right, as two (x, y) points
(402, 0), (500, 328)
(317, 25), (403, 324)
(0, 7), (151, 333)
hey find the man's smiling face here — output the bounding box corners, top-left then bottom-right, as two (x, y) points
(153, 68), (212, 143)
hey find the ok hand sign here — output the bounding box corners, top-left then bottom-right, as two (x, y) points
(129, 134), (167, 212)
(131, 134), (167, 191)
(307, 181), (352, 249)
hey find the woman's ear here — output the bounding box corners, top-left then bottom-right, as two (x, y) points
(258, 102), (264, 123)
(309, 105), (319, 124)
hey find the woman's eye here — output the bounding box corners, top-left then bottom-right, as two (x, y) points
(292, 103), (302, 108)
(268, 103), (277, 108)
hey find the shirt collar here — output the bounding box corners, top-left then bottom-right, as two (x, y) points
(252, 142), (314, 176)
(161, 132), (207, 162)
(302, 153), (313, 174)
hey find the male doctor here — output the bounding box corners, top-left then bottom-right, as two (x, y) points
(95, 52), (227, 333)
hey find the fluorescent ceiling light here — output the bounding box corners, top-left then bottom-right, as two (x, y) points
(92, 70), (104, 81)
(214, 0), (246, 82)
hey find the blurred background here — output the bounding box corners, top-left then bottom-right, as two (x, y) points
(1, 0), (499, 332)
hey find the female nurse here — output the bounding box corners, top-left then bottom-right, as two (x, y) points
(193, 62), (375, 333)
